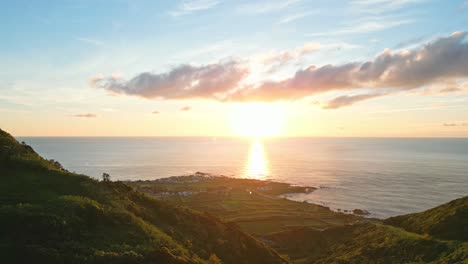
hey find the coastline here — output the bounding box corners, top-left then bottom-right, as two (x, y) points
(125, 172), (372, 216)
(125, 172), (368, 235)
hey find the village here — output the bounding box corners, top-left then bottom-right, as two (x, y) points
(125, 172), (313, 199)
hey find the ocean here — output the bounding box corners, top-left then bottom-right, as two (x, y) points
(18, 137), (468, 218)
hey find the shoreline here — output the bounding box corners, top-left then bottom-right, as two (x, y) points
(125, 172), (370, 236)
(125, 172), (373, 217)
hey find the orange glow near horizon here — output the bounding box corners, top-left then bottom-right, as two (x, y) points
(230, 103), (286, 137)
(245, 139), (268, 178)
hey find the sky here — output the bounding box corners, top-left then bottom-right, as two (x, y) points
(1, 0), (468, 137)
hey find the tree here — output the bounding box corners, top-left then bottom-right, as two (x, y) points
(49, 159), (64, 170)
(102, 173), (111, 182)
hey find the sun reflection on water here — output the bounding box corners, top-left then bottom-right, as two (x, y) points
(246, 138), (268, 178)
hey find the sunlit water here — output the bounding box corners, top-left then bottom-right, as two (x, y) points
(246, 139), (268, 178)
(19, 137), (468, 218)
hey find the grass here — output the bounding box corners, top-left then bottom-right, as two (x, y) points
(127, 171), (468, 264)
(126, 175), (359, 236)
(266, 223), (468, 263)
(2, 127), (467, 264)
(0, 128), (288, 264)
(384, 196), (468, 241)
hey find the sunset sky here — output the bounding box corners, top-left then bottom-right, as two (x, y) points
(1, 0), (468, 137)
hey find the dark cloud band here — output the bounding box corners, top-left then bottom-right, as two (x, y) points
(92, 32), (468, 109)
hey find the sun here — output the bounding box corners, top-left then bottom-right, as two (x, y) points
(230, 103), (286, 137)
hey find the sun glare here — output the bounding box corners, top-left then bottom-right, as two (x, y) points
(246, 139), (268, 178)
(230, 103), (285, 137)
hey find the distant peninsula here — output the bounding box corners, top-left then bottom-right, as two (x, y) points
(125, 173), (361, 235)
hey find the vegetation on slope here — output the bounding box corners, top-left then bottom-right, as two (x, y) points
(127, 176), (359, 236)
(2, 128), (466, 264)
(384, 196), (468, 241)
(267, 223), (467, 263)
(128, 173), (468, 263)
(0, 129), (287, 264)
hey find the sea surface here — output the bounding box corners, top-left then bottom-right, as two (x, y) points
(19, 137), (468, 218)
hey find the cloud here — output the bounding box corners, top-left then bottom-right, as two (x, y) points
(75, 37), (104, 47)
(351, 0), (428, 14)
(92, 60), (247, 100)
(443, 123), (457, 127)
(255, 42), (320, 69)
(229, 32), (468, 102)
(92, 32), (468, 109)
(278, 11), (316, 24)
(394, 35), (427, 49)
(443, 122), (468, 127)
(439, 87), (462, 94)
(73, 113), (97, 118)
(180, 106), (192, 111)
(420, 81), (467, 95)
(152, 110), (160, 114)
(236, 0), (300, 15)
(462, 1), (468, 9)
(322, 93), (383, 109)
(170, 0), (219, 16)
(307, 18), (413, 37)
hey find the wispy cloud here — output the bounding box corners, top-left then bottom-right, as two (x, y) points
(462, 1), (468, 10)
(443, 122), (468, 127)
(253, 42), (320, 68)
(394, 35), (427, 49)
(236, 0), (300, 15)
(152, 110), (160, 114)
(278, 11), (316, 24)
(306, 0), (425, 38)
(439, 87), (462, 94)
(322, 93), (384, 109)
(72, 113), (97, 118)
(75, 37), (104, 47)
(350, 0), (428, 14)
(170, 0), (219, 16)
(174, 40), (234, 60)
(307, 18), (413, 37)
(180, 106), (192, 111)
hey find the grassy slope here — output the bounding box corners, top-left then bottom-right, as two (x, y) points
(384, 196), (468, 241)
(127, 178), (359, 236)
(266, 199), (468, 264)
(268, 223), (467, 264)
(0, 129), (287, 264)
(127, 173), (468, 263)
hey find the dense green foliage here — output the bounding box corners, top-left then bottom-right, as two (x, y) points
(265, 202), (468, 263)
(384, 196), (468, 241)
(267, 223), (467, 263)
(0, 129), (287, 264)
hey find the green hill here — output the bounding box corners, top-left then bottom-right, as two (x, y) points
(384, 196), (468, 241)
(0, 129), (287, 264)
(267, 223), (467, 263)
(265, 200), (468, 263)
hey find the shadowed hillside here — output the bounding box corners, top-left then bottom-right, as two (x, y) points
(0, 129), (287, 264)
(384, 196), (468, 241)
(265, 200), (467, 263)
